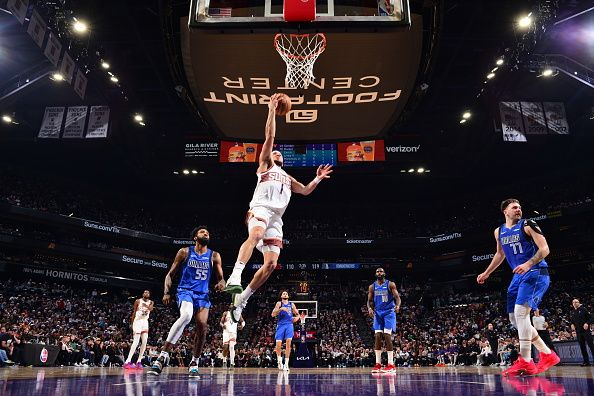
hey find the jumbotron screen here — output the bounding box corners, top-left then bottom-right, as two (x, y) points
(337, 140), (386, 162)
(274, 144), (337, 167)
(219, 141), (337, 167)
(219, 141), (260, 163)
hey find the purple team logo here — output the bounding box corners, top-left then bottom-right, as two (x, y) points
(40, 347), (49, 363)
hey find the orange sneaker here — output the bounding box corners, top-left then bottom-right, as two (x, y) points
(502, 356), (538, 376)
(371, 363), (382, 373)
(381, 364), (396, 373)
(536, 351), (560, 373)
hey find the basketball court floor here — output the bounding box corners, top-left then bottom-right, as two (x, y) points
(1, 366), (593, 395)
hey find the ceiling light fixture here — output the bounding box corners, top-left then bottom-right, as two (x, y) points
(518, 13), (533, 28)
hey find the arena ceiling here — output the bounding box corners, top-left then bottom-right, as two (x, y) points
(0, 0), (593, 183)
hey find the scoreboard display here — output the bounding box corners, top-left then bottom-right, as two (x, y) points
(275, 144), (337, 167)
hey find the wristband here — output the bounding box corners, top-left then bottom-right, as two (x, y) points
(313, 177), (322, 185)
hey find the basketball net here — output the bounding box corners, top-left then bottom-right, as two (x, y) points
(274, 33), (327, 89)
(299, 313), (307, 326)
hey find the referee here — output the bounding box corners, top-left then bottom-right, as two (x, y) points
(532, 309), (556, 353)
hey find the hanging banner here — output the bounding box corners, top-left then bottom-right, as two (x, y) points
(543, 102), (569, 135)
(85, 106), (110, 138)
(26, 9), (47, 48)
(499, 102), (526, 142)
(59, 52), (76, 84)
(38, 107), (65, 139)
(74, 69), (88, 100)
(43, 32), (63, 67)
(7, 0), (29, 24)
(63, 106), (88, 138)
(520, 102), (547, 135)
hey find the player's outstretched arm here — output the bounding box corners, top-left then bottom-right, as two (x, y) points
(258, 94), (280, 173)
(212, 251), (225, 291)
(291, 164), (333, 196)
(163, 248), (187, 304)
(477, 228), (505, 284)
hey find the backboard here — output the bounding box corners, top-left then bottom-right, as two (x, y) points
(182, 0), (423, 141)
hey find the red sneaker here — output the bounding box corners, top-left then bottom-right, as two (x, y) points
(371, 363), (382, 373)
(123, 362), (135, 370)
(381, 364), (396, 373)
(536, 351), (560, 373)
(502, 356), (538, 376)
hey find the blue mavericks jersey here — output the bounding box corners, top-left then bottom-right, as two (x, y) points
(278, 301), (294, 325)
(374, 280), (395, 312)
(499, 219), (547, 270)
(178, 247), (213, 293)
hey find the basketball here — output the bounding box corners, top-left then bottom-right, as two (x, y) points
(275, 93), (292, 116)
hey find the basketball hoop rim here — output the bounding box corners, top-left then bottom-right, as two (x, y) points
(274, 33), (327, 61)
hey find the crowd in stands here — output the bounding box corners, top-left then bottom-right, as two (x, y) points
(1, 172), (593, 241)
(1, 272), (593, 368)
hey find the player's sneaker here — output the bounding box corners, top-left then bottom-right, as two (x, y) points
(283, 363), (290, 371)
(229, 304), (244, 323)
(134, 362), (144, 369)
(123, 362), (135, 370)
(381, 364), (396, 374)
(278, 360), (284, 370)
(188, 362), (199, 378)
(147, 358), (164, 376)
(230, 363), (235, 370)
(535, 351), (560, 373)
(502, 356), (538, 376)
(224, 274), (243, 294)
(371, 363), (382, 373)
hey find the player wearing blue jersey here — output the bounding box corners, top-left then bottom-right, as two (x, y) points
(477, 199), (560, 376)
(271, 290), (300, 371)
(367, 268), (401, 374)
(147, 226), (225, 377)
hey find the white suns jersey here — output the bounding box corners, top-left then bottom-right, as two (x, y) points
(249, 164), (292, 213)
(224, 312), (238, 334)
(134, 299), (152, 321)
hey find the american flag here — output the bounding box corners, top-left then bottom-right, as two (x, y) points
(209, 8), (232, 18)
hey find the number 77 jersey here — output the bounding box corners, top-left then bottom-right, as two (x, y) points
(499, 219), (548, 271)
(178, 246), (213, 293)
